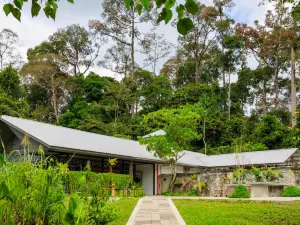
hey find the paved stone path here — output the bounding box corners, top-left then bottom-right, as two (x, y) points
(126, 196), (186, 225)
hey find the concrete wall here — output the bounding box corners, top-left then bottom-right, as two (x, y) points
(157, 167), (300, 197)
(198, 167), (299, 197)
(136, 164), (154, 196)
(159, 164), (201, 175)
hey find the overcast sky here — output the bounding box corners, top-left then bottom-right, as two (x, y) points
(0, 0), (271, 80)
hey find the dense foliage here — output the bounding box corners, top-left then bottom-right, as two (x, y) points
(1, 0), (300, 156)
(0, 154), (135, 224)
(282, 186), (300, 197)
(68, 171), (134, 194)
(228, 185), (251, 198)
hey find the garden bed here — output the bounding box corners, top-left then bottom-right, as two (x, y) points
(173, 199), (300, 225)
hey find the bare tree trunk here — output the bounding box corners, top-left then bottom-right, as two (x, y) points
(263, 80), (267, 116)
(195, 58), (199, 84)
(274, 55), (279, 109)
(130, 13), (135, 116)
(228, 72), (231, 118)
(0, 56), (2, 71)
(51, 77), (59, 124)
(131, 15), (135, 79)
(169, 164), (177, 192)
(203, 118), (207, 155)
(291, 45), (297, 127)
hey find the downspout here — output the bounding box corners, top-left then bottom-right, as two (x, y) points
(156, 164), (159, 195)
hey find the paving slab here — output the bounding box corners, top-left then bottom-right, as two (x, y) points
(126, 196), (186, 225)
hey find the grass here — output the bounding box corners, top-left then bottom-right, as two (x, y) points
(173, 199), (300, 225)
(107, 198), (139, 225)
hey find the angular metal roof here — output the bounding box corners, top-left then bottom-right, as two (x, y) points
(203, 148), (298, 167)
(0, 115), (162, 162)
(1, 116), (298, 167)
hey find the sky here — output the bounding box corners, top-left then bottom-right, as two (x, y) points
(0, 0), (272, 81)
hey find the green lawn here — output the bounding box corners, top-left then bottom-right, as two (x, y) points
(108, 198), (139, 225)
(173, 200), (300, 225)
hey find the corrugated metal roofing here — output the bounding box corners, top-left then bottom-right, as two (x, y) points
(1, 116), (298, 167)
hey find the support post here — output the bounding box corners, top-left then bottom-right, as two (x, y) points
(129, 160), (133, 177)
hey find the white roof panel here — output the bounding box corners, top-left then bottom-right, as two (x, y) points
(1, 115), (162, 162)
(204, 148), (298, 167)
(1, 116), (297, 167)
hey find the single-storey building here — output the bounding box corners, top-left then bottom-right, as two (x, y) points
(0, 115), (300, 196)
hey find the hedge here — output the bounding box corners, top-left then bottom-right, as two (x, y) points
(282, 186), (300, 197)
(68, 171), (133, 194)
(228, 185), (251, 198)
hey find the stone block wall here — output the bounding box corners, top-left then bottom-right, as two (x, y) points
(197, 167), (299, 197)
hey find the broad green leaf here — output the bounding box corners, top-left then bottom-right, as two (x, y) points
(177, 18), (193, 35)
(165, 9), (172, 24)
(69, 197), (77, 214)
(185, 0), (199, 15)
(13, 0), (23, 10)
(11, 7), (21, 21)
(67, 0), (74, 3)
(176, 4), (185, 20)
(155, 0), (165, 9)
(31, 2), (41, 17)
(157, 7), (167, 23)
(3, 4), (11, 16)
(125, 0), (131, 9)
(165, 0), (175, 9)
(292, 5), (300, 21)
(136, 4), (142, 15)
(43, 1), (57, 20)
(141, 0), (150, 10)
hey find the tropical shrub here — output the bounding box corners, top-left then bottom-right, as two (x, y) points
(68, 171), (133, 195)
(187, 189), (197, 196)
(251, 166), (283, 183)
(0, 154), (121, 224)
(228, 185), (250, 198)
(251, 166), (264, 182)
(263, 168), (283, 182)
(232, 168), (247, 184)
(282, 186), (300, 197)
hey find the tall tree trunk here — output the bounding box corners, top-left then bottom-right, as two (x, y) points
(131, 15), (135, 79)
(274, 55), (279, 109)
(262, 80), (267, 116)
(291, 45), (297, 127)
(228, 69), (231, 118)
(195, 58), (199, 84)
(169, 164), (177, 192)
(228, 71), (231, 118)
(51, 84), (59, 124)
(203, 118), (207, 155)
(0, 56), (2, 71)
(130, 13), (135, 116)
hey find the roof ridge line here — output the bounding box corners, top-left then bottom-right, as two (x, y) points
(1, 115), (140, 144)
